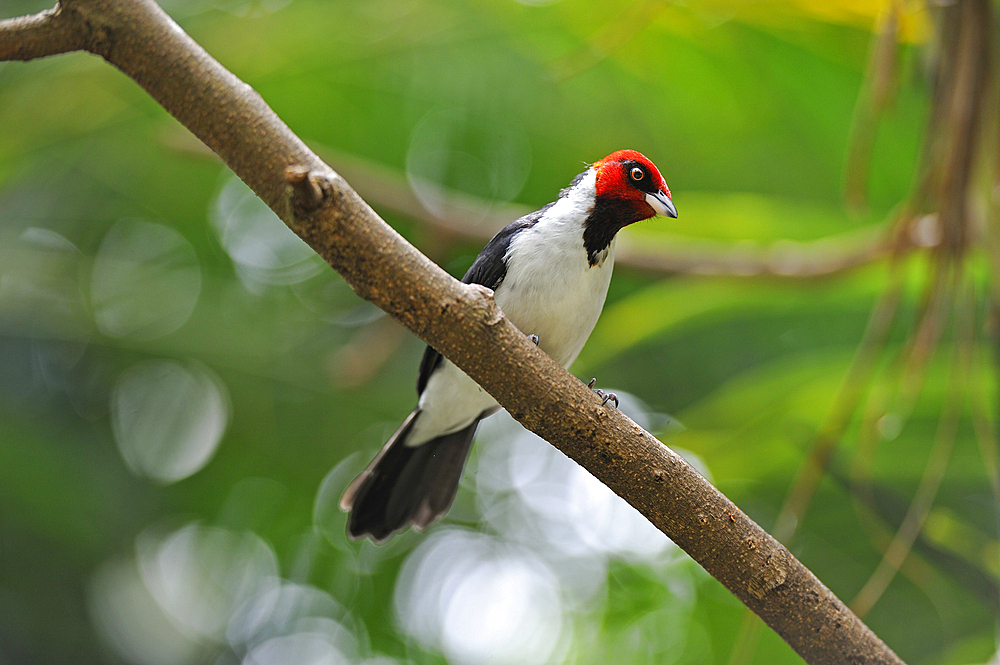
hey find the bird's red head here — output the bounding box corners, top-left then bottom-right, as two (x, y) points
(592, 149), (676, 220)
(580, 150), (677, 266)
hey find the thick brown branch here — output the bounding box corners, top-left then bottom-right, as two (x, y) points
(0, 2), (905, 664)
(0, 6), (86, 60)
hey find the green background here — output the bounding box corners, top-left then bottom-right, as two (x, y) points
(0, 0), (995, 664)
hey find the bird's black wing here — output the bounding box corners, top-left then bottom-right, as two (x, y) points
(415, 203), (554, 395)
(462, 204), (553, 290)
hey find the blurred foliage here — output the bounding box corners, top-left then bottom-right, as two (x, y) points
(1, 0), (998, 664)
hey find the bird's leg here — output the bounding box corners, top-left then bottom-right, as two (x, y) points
(587, 378), (618, 408)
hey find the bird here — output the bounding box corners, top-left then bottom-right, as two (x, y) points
(340, 149), (677, 542)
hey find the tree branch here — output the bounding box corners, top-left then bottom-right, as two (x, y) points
(0, 6), (86, 60)
(320, 146), (910, 279)
(0, 2), (905, 664)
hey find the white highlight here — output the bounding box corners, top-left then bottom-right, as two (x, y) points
(395, 529), (566, 665)
(213, 177), (323, 293)
(89, 521), (365, 665)
(89, 557), (202, 665)
(243, 634), (349, 665)
(136, 523), (279, 641)
(476, 405), (675, 563)
(91, 220), (201, 340)
(111, 359), (230, 483)
(405, 108), (532, 222)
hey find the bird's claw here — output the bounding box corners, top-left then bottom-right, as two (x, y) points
(528, 334), (539, 345)
(587, 378), (618, 409)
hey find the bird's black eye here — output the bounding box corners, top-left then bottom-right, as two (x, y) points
(630, 167), (644, 181)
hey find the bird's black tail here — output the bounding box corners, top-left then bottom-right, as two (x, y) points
(340, 410), (480, 542)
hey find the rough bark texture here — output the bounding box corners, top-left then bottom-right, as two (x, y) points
(0, 2), (905, 664)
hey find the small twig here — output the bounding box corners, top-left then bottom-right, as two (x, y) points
(835, 467), (998, 615)
(615, 227), (902, 279)
(884, 256), (952, 440)
(739, 253), (907, 665)
(851, 272), (971, 617)
(843, 284), (939, 602)
(972, 278), (1000, 506)
(845, 257), (953, 612)
(844, 4), (901, 212)
(285, 164), (330, 220)
(772, 259), (906, 542)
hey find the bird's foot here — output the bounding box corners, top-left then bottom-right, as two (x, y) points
(528, 334), (539, 345)
(587, 378), (618, 408)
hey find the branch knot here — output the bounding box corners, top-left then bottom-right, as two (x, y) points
(285, 165), (332, 219)
(747, 545), (790, 600)
(466, 284), (503, 326)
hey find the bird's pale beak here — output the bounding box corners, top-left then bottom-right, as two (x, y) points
(646, 190), (678, 218)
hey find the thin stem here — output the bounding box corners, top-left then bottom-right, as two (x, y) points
(773, 258), (906, 542)
(851, 270), (971, 617)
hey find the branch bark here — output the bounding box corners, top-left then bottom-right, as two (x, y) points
(0, 6), (86, 59)
(320, 146), (911, 279)
(0, 2), (905, 664)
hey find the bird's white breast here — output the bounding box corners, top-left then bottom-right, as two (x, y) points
(497, 168), (612, 368)
(409, 168), (610, 446)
